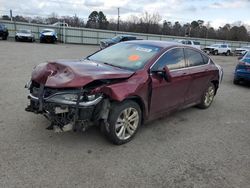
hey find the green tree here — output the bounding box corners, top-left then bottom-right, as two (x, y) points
(86, 11), (108, 29)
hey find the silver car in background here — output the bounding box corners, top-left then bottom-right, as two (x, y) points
(15, 29), (35, 42)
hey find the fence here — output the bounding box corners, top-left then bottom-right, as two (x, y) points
(1, 20), (250, 50)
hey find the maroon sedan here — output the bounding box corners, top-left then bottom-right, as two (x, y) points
(25, 40), (223, 144)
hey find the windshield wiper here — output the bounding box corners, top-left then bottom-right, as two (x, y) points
(103, 62), (126, 69)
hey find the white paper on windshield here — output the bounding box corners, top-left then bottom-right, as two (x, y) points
(135, 47), (152, 53)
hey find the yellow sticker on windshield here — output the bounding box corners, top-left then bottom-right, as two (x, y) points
(128, 54), (140, 62)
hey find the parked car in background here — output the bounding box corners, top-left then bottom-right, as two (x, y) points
(234, 51), (250, 84)
(15, 29), (35, 42)
(0, 23), (9, 40)
(100, 35), (137, 49)
(178, 40), (201, 49)
(25, 40), (223, 145)
(203, 44), (231, 56)
(40, 29), (57, 43)
(234, 46), (250, 56)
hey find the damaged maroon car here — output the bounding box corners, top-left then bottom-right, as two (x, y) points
(25, 40), (223, 144)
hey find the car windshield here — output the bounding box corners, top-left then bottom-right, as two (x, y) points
(111, 36), (122, 42)
(42, 30), (54, 33)
(88, 43), (162, 70)
(18, 30), (31, 34)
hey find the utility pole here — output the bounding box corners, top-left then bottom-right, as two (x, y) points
(10, 9), (13, 21)
(117, 7), (120, 31)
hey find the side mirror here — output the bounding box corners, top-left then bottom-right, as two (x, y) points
(152, 66), (172, 82)
(163, 66), (172, 82)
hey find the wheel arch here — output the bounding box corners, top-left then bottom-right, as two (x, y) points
(124, 96), (146, 124)
(211, 80), (219, 95)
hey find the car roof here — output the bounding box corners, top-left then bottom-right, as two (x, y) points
(125, 40), (184, 48)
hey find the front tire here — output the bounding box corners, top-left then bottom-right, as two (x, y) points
(104, 100), (141, 145)
(214, 50), (218, 55)
(197, 84), (215, 109)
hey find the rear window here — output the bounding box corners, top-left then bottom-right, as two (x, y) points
(244, 51), (250, 59)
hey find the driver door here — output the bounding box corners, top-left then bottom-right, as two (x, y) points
(150, 48), (192, 117)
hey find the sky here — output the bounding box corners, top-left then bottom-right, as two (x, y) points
(0, 0), (250, 29)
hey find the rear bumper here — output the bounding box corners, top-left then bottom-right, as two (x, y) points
(234, 70), (250, 81)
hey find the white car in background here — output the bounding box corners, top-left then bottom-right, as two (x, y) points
(203, 44), (231, 56)
(234, 46), (250, 56)
(178, 40), (201, 49)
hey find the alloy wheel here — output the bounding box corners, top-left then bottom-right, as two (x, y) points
(115, 107), (139, 140)
(204, 86), (215, 106)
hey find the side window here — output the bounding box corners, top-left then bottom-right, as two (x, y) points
(185, 48), (205, 67)
(187, 41), (192, 45)
(121, 37), (128, 41)
(221, 45), (227, 48)
(152, 48), (186, 71)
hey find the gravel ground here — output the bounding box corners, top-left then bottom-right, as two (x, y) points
(0, 41), (249, 188)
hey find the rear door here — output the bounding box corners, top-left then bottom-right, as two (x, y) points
(150, 48), (192, 116)
(184, 48), (212, 104)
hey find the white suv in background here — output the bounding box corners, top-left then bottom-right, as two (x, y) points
(203, 44), (231, 56)
(178, 40), (201, 49)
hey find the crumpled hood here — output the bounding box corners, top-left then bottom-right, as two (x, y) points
(31, 59), (134, 88)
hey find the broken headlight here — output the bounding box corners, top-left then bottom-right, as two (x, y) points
(46, 92), (103, 106)
(46, 93), (80, 104)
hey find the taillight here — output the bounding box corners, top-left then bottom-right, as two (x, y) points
(238, 61), (245, 65)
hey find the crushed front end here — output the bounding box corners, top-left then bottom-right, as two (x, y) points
(25, 81), (109, 132)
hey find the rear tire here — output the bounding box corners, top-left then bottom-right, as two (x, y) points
(226, 50), (230, 56)
(233, 79), (240, 85)
(103, 100), (141, 145)
(197, 84), (215, 109)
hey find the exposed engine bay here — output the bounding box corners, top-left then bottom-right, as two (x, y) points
(25, 80), (112, 132)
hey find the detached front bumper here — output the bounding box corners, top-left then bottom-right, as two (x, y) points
(203, 48), (215, 54)
(25, 82), (107, 132)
